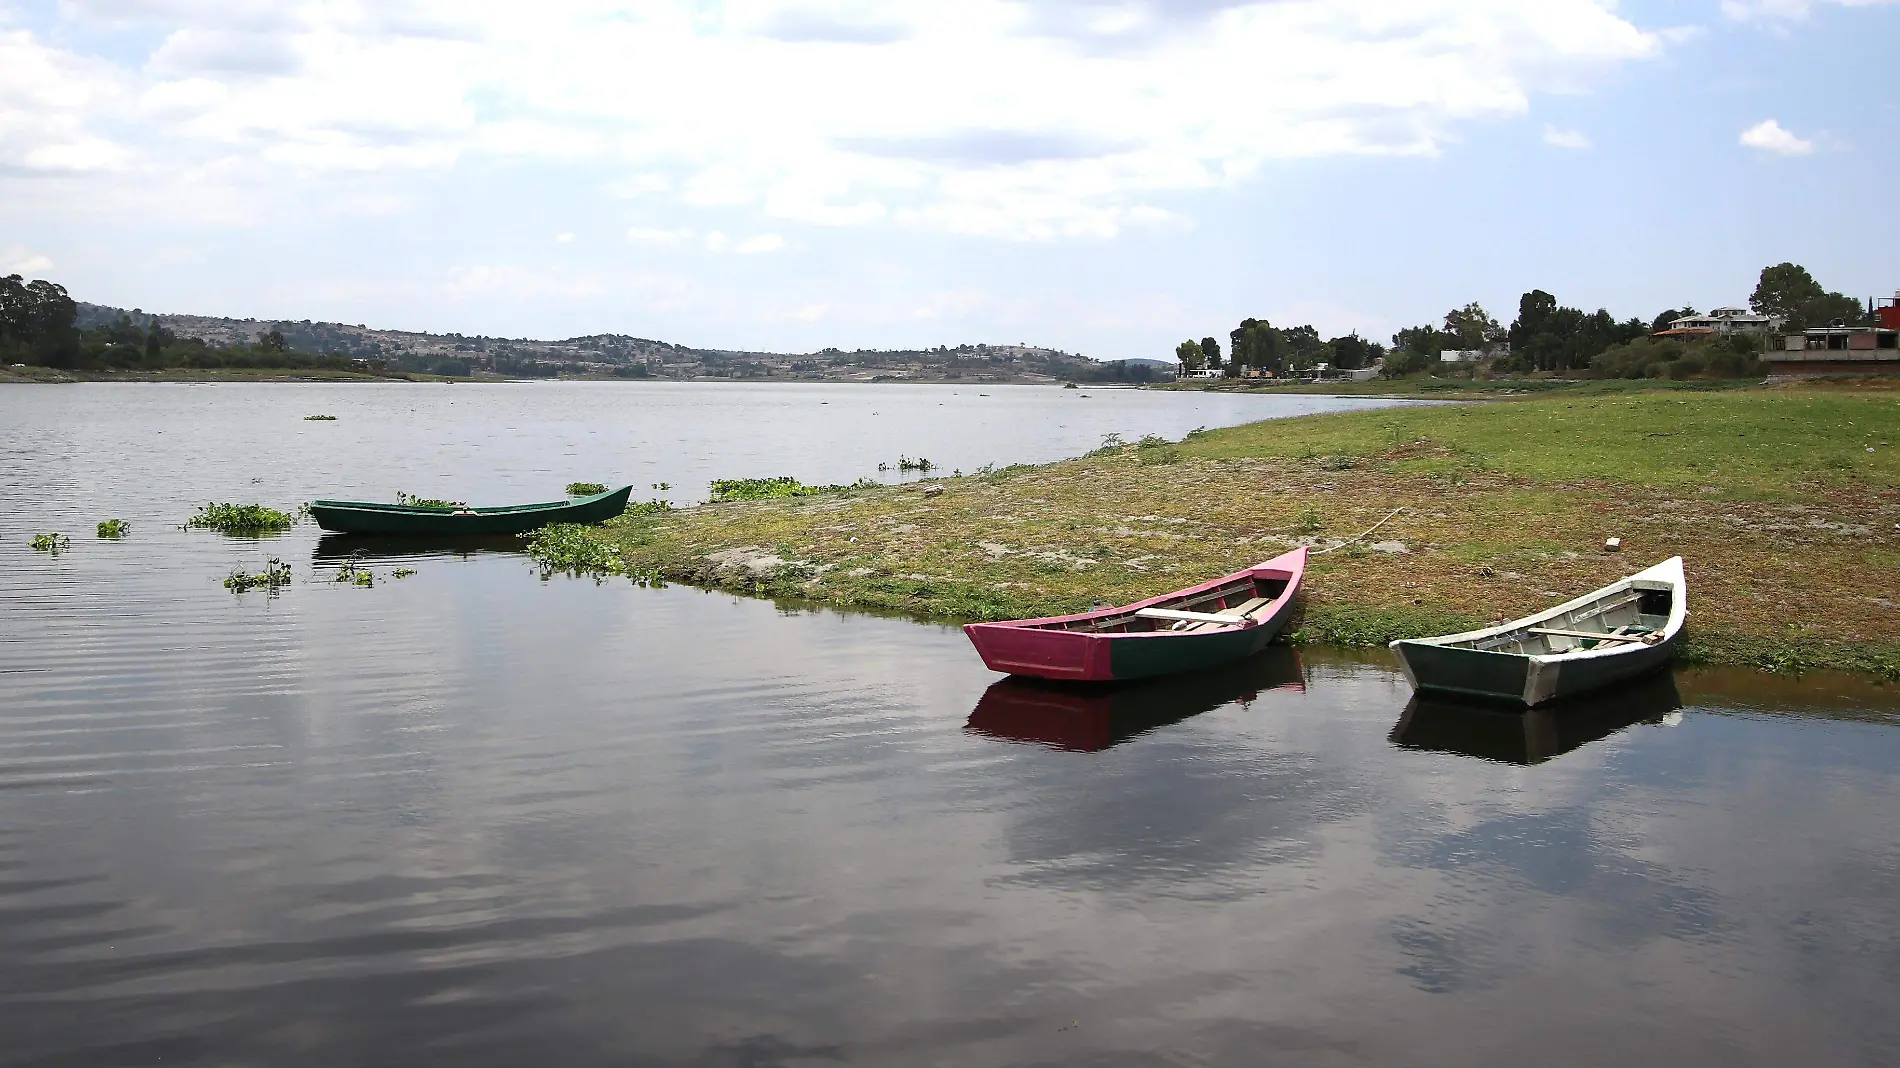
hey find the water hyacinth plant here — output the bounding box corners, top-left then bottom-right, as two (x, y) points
(395, 491), (462, 508)
(225, 558), (292, 593)
(566, 482), (608, 497)
(303, 414), (337, 421)
(187, 503), (298, 536)
(96, 518), (130, 538)
(30, 533), (69, 554)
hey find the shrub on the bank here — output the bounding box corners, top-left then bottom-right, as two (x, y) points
(1591, 335), (1765, 380)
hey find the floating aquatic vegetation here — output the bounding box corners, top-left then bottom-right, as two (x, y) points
(96, 518), (130, 538)
(30, 533), (69, 554)
(566, 482), (608, 497)
(187, 503), (297, 536)
(651, 482), (671, 491)
(332, 552), (375, 586)
(225, 558), (292, 593)
(898, 456), (934, 472)
(706, 477), (873, 503)
(524, 520), (642, 577)
(626, 499), (675, 517)
(395, 492), (462, 508)
(392, 568), (417, 579)
(304, 414), (337, 421)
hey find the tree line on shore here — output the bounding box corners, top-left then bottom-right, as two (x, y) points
(1175, 262), (1873, 381)
(1, 276), (375, 373)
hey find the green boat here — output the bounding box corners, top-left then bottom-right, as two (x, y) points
(309, 485), (633, 536)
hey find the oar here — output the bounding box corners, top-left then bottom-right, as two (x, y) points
(1526, 627), (1663, 646)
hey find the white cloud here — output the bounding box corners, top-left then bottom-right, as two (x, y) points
(1542, 125), (1593, 149)
(627, 226), (695, 247)
(733, 233), (785, 255)
(1721, 0), (1898, 22)
(1739, 118), (1814, 156)
(4, 2), (1668, 240)
(555, 231), (574, 244)
(2, 245), (55, 275)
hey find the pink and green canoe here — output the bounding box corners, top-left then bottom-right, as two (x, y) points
(963, 548), (1307, 682)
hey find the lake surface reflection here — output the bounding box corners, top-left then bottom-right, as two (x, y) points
(3, 383), (1899, 1066)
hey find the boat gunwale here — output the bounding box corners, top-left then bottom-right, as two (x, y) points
(968, 548), (1308, 643)
(309, 485), (632, 517)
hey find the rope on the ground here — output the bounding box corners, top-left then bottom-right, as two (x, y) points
(1310, 507), (1407, 556)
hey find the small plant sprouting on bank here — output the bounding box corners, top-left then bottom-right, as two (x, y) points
(566, 482), (608, 497)
(186, 503), (298, 536)
(395, 491), (462, 509)
(225, 558), (292, 593)
(304, 414), (337, 421)
(96, 519), (130, 539)
(1294, 508), (1327, 534)
(1136, 434), (1181, 466)
(31, 532), (70, 554)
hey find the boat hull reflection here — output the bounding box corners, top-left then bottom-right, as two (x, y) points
(1389, 671), (1684, 765)
(967, 647), (1305, 752)
(314, 533), (528, 562)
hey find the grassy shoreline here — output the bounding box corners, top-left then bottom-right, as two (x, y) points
(538, 386), (1900, 678)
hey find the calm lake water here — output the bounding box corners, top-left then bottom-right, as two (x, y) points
(3, 382), (1899, 1067)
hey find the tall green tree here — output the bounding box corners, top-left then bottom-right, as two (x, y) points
(1327, 333), (1383, 371)
(1442, 302), (1503, 351)
(1199, 336), (1223, 373)
(0, 275), (79, 367)
(1651, 306), (1696, 332)
(1751, 262), (1865, 330)
(1174, 339), (1205, 371)
(1231, 319), (1284, 373)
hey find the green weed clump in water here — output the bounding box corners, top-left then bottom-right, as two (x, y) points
(707, 477), (844, 502)
(395, 491), (462, 508)
(30, 533), (69, 554)
(392, 568), (417, 579)
(304, 414), (337, 421)
(96, 519), (130, 538)
(333, 561), (375, 586)
(523, 523), (663, 585)
(897, 456), (934, 472)
(225, 558), (292, 592)
(566, 482), (608, 497)
(187, 503), (297, 535)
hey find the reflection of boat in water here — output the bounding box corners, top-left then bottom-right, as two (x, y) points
(313, 533), (527, 562)
(1389, 671), (1683, 765)
(967, 647), (1305, 752)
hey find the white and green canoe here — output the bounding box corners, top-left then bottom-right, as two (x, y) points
(1390, 557), (1687, 707)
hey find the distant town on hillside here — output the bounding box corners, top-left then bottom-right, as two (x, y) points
(57, 300), (1170, 384)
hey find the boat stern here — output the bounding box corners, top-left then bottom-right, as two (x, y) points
(964, 623), (1114, 681)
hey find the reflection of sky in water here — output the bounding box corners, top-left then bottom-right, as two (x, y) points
(2, 385), (1898, 1065)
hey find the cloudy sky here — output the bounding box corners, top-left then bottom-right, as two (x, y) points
(2, 0), (1895, 358)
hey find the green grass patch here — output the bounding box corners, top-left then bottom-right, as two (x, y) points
(1179, 390), (1900, 498)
